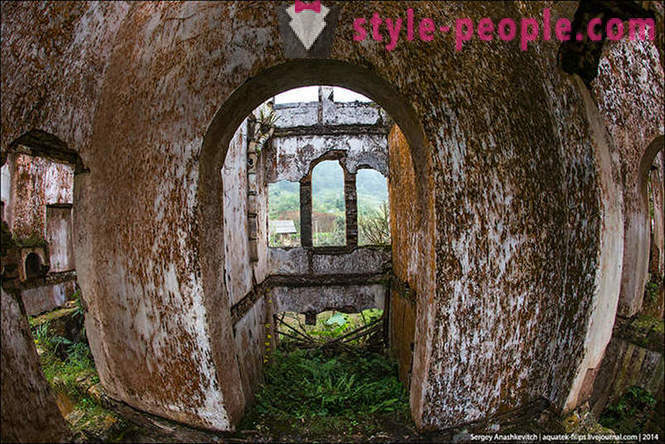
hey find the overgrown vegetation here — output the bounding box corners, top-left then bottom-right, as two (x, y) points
(236, 309), (413, 441)
(644, 275), (662, 304)
(599, 386), (661, 434)
(239, 347), (411, 441)
(37, 323), (99, 397)
(631, 314), (665, 335)
(30, 309), (133, 441)
(277, 310), (384, 349)
(256, 349), (408, 418)
(13, 232), (48, 248)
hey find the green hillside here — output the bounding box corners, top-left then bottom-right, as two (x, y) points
(268, 162), (388, 219)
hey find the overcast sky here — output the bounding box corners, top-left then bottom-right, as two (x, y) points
(274, 86), (372, 104)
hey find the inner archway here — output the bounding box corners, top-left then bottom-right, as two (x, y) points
(619, 135), (665, 316)
(198, 60), (435, 427)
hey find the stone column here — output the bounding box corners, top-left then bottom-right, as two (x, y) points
(300, 179), (312, 247)
(247, 134), (259, 262)
(648, 151), (664, 277)
(344, 170), (357, 248)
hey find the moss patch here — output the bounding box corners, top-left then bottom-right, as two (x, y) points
(29, 306), (77, 327)
(617, 314), (665, 351)
(13, 232), (48, 248)
(632, 315), (664, 335)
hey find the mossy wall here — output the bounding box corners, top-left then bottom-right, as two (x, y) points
(2, 0), (658, 432)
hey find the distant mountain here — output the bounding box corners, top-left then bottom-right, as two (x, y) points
(269, 161), (389, 221)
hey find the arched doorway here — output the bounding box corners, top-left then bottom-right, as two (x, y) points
(619, 135), (665, 317)
(197, 60), (435, 425)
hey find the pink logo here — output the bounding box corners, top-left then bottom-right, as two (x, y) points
(295, 1), (321, 14)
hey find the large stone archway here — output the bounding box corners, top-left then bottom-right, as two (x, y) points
(2, 1), (643, 434)
(619, 136), (664, 316)
(197, 59), (435, 427)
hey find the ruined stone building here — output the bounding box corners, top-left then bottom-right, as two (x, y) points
(1, 1), (664, 441)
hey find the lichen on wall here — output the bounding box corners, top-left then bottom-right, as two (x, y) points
(0, 0), (640, 434)
(387, 125), (424, 393)
(1, 288), (70, 442)
(592, 38), (665, 317)
(222, 114), (271, 409)
(265, 92), (390, 182)
(223, 122), (253, 306)
(5, 153), (73, 239)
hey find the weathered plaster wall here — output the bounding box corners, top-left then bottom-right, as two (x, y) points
(586, 37), (665, 420)
(265, 89), (391, 307)
(233, 296), (271, 407)
(0, 0), (635, 433)
(0, 1), (132, 154)
(648, 151), (664, 281)
(591, 38), (665, 317)
(642, 150), (665, 319)
(273, 284), (385, 314)
(265, 92), (390, 183)
(22, 279), (76, 316)
(1, 288), (70, 442)
(1, 163), (10, 210)
(223, 123), (253, 306)
(390, 278), (418, 388)
(561, 76), (625, 412)
(254, 145), (270, 284)
(387, 125), (428, 392)
(6, 153), (73, 239)
(1, 151), (77, 315)
(44, 161), (74, 205)
(267, 134), (389, 182)
(395, 2), (611, 428)
(46, 204), (75, 273)
(269, 246), (390, 276)
(273, 88), (388, 128)
(268, 247), (390, 315)
(222, 117), (271, 407)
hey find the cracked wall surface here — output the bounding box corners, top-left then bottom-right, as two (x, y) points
(1, 0), (658, 433)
